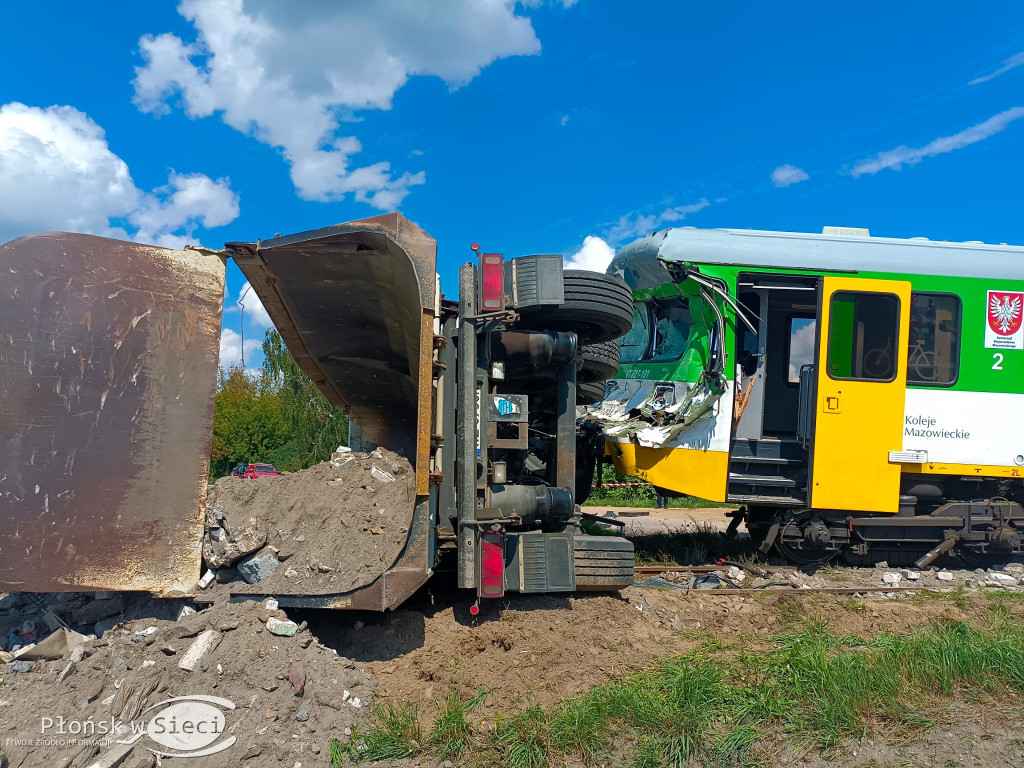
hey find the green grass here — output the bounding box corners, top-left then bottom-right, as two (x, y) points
(332, 616), (1024, 767)
(583, 465), (732, 509)
(428, 685), (489, 760)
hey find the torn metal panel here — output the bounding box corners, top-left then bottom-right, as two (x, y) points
(0, 232), (224, 594)
(588, 377), (729, 449)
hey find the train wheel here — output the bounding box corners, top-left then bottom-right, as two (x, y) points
(772, 520), (840, 566)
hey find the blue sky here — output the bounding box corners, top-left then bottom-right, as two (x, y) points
(2, 0), (1023, 371)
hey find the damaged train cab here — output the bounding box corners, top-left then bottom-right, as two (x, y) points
(589, 226), (1024, 567)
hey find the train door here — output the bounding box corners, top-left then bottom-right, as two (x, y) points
(809, 277), (911, 513)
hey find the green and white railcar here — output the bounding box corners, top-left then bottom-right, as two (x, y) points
(594, 226), (1024, 565)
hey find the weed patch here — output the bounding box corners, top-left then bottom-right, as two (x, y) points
(334, 618), (1024, 767)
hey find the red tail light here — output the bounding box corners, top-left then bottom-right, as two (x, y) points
(480, 253), (504, 311)
(480, 531), (505, 598)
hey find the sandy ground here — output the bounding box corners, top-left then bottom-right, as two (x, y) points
(4, 516), (1024, 767)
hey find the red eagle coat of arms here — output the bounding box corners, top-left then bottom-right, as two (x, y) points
(988, 292), (1023, 336)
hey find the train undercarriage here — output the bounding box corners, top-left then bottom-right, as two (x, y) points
(742, 489), (1024, 568)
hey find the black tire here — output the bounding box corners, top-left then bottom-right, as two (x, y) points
(574, 535), (635, 590)
(515, 270), (633, 345)
(577, 381), (607, 406)
(579, 341), (620, 383)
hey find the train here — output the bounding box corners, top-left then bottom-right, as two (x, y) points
(592, 225), (1024, 566)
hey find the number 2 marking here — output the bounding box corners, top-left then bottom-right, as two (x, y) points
(993, 353), (1004, 370)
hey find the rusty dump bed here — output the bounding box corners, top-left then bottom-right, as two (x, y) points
(0, 216), (437, 610)
(227, 212), (437, 487)
(223, 213), (438, 609)
(0, 233), (224, 593)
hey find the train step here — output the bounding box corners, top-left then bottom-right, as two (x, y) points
(728, 472), (798, 488)
(730, 437), (806, 460)
(726, 493), (806, 507)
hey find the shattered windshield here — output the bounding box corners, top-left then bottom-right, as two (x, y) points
(647, 297), (693, 362)
(619, 304), (651, 362)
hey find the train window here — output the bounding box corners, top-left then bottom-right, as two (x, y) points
(826, 291), (900, 382)
(908, 293), (960, 386)
(619, 303), (651, 363)
(646, 296), (693, 362)
(787, 317), (816, 382)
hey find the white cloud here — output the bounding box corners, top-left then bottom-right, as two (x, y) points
(134, 0), (546, 207)
(851, 107), (1024, 177)
(605, 198), (710, 245)
(0, 102), (239, 247)
(771, 164), (809, 188)
(560, 114), (570, 127)
(130, 172), (239, 248)
(970, 52), (1024, 86)
(564, 235), (614, 272)
(219, 327), (261, 368)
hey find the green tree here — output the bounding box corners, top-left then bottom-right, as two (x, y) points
(210, 365), (292, 477)
(261, 329), (349, 468)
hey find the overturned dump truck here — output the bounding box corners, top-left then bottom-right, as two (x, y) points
(0, 214), (635, 611)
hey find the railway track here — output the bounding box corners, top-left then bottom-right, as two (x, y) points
(633, 563), (952, 595)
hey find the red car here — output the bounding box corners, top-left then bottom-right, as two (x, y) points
(244, 463), (279, 478)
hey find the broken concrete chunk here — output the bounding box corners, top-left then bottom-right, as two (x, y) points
(177, 605), (198, 621)
(937, 570), (954, 581)
(988, 572), (1017, 586)
(202, 513), (267, 569)
(197, 570), (216, 589)
(266, 617), (299, 637)
(725, 566), (746, 583)
(371, 465), (395, 483)
(902, 570), (921, 581)
(56, 661), (76, 683)
(237, 549), (280, 584)
(178, 629), (223, 672)
(881, 572), (902, 585)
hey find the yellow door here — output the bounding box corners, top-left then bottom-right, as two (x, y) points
(811, 277), (910, 513)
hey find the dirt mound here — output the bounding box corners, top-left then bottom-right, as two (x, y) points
(0, 594), (372, 768)
(204, 448), (416, 596)
(306, 582), (1024, 720)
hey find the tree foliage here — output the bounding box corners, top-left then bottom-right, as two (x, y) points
(209, 329), (350, 477)
(210, 366), (291, 477)
(262, 329), (349, 468)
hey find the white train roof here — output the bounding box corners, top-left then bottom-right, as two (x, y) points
(608, 226), (1024, 290)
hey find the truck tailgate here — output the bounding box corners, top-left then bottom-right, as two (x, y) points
(0, 233), (224, 594)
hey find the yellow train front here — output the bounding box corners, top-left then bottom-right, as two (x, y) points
(591, 226), (1024, 566)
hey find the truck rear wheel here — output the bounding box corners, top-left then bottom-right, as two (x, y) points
(515, 270), (633, 345)
(574, 535), (635, 590)
(578, 341), (620, 382)
(577, 381), (607, 406)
